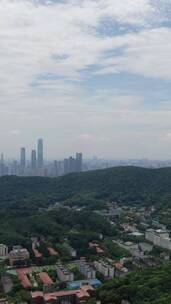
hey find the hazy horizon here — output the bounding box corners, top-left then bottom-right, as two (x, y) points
(1, 0), (171, 159)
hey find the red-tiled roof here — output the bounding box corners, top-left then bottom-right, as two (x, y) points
(31, 291), (43, 298)
(19, 274), (31, 289)
(17, 267), (32, 275)
(115, 262), (124, 270)
(47, 247), (58, 256)
(76, 290), (90, 299)
(81, 284), (94, 291)
(31, 288), (90, 302)
(39, 272), (54, 285)
(33, 248), (42, 258)
(17, 268), (32, 289)
(89, 242), (99, 248)
(89, 242), (104, 253)
(96, 247), (104, 254)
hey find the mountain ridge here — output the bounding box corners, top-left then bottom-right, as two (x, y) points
(1, 166), (171, 206)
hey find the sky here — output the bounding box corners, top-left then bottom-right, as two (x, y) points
(1, 0), (171, 159)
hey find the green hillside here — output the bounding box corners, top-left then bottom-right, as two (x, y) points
(1, 166), (171, 208)
(97, 263), (171, 304)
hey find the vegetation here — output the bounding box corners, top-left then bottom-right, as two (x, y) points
(1, 165), (171, 247)
(1, 167), (171, 302)
(103, 240), (131, 259)
(0, 205), (116, 248)
(1, 166), (171, 210)
(97, 263), (171, 304)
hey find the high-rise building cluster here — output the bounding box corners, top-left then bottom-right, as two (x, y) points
(52, 152), (82, 177)
(18, 139), (44, 176)
(0, 139), (82, 177)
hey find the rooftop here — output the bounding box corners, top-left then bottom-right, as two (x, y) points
(39, 272), (54, 285)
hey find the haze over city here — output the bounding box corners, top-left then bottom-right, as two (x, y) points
(1, 0), (171, 159)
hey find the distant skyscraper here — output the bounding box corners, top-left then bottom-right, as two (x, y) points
(37, 139), (43, 169)
(0, 154), (4, 176)
(31, 149), (37, 170)
(11, 160), (18, 175)
(20, 147), (26, 170)
(68, 156), (76, 173)
(53, 160), (58, 177)
(64, 158), (69, 174)
(76, 153), (82, 172)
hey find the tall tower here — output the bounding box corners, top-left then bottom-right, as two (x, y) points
(54, 160), (58, 177)
(37, 139), (43, 169)
(68, 156), (76, 173)
(20, 147), (26, 170)
(0, 154), (4, 176)
(31, 149), (37, 170)
(64, 158), (69, 174)
(76, 153), (82, 172)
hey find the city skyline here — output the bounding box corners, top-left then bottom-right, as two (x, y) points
(1, 1), (171, 159)
(2, 137), (171, 178)
(0, 138), (83, 177)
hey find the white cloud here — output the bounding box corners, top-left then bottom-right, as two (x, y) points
(97, 27), (171, 79)
(0, 0), (171, 158)
(0, 0), (166, 101)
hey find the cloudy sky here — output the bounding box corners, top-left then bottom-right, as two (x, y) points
(1, 0), (171, 159)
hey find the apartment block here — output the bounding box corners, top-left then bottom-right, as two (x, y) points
(145, 229), (171, 250)
(76, 258), (96, 280)
(94, 260), (114, 278)
(56, 261), (74, 282)
(8, 246), (30, 266)
(0, 244), (8, 258)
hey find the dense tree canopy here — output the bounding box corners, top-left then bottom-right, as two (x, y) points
(97, 263), (171, 304)
(1, 166), (171, 244)
(1, 166), (171, 209)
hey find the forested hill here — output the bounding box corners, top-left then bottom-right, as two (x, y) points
(97, 262), (171, 304)
(1, 166), (171, 207)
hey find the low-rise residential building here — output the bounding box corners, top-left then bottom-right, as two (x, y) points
(145, 229), (171, 250)
(56, 261), (74, 282)
(0, 299), (8, 304)
(133, 255), (160, 269)
(89, 242), (104, 254)
(32, 243), (42, 259)
(108, 206), (123, 218)
(114, 262), (129, 278)
(8, 246), (30, 266)
(152, 220), (166, 230)
(94, 260), (114, 278)
(160, 252), (170, 261)
(31, 286), (92, 304)
(139, 242), (153, 253)
(117, 241), (143, 258)
(47, 247), (58, 256)
(0, 244), (8, 259)
(76, 257), (96, 280)
(121, 223), (137, 233)
(39, 272), (54, 286)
